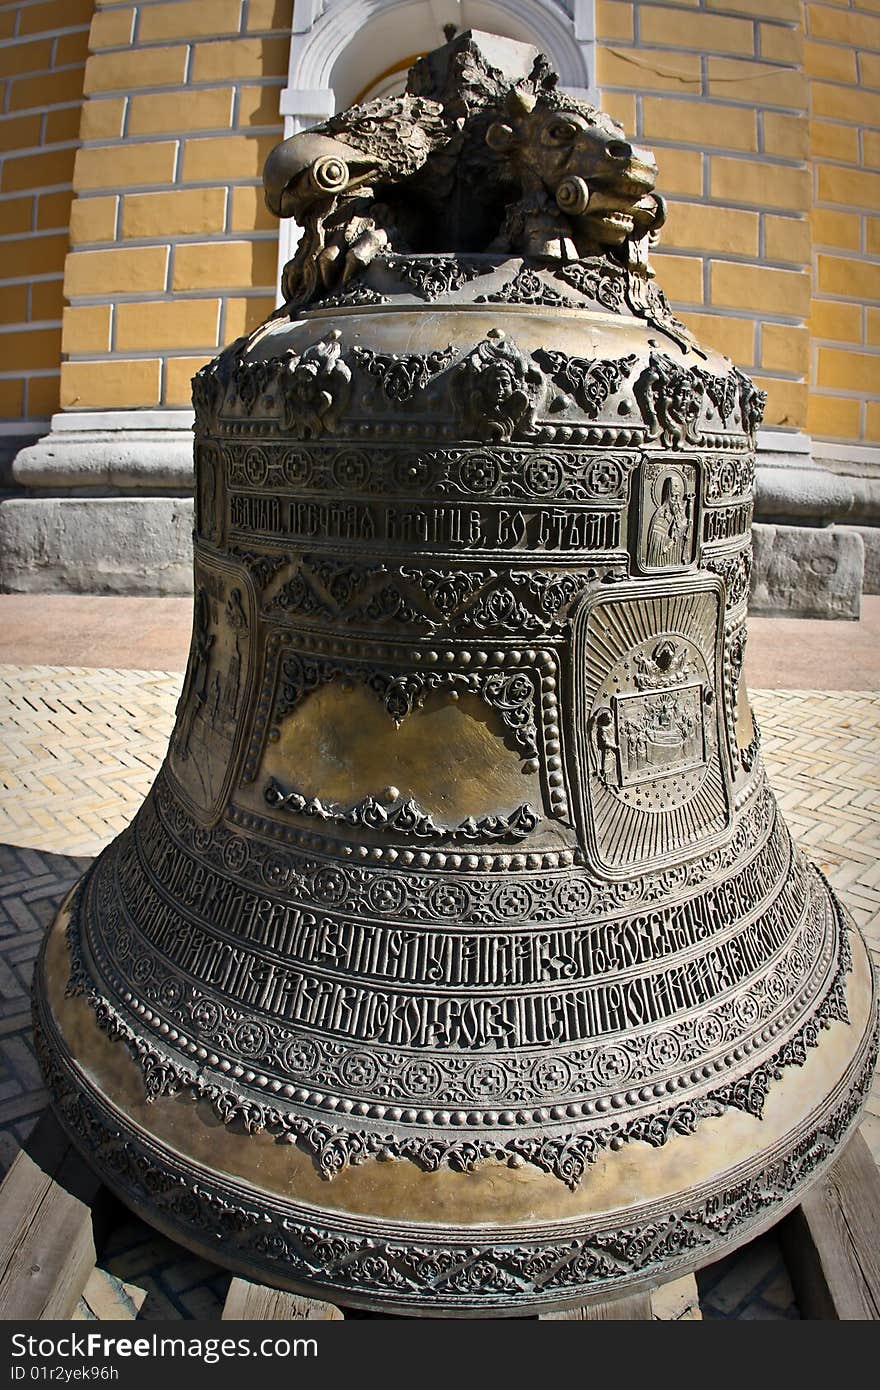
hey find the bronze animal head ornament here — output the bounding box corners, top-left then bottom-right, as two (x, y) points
(483, 86), (663, 258)
(34, 31), (877, 1315)
(263, 37), (667, 298)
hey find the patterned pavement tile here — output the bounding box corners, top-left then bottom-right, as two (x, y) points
(697, 1232), (799, 1320)
(0, 666), (878, 1319)
(752, 689), (880, 974)
(0, 842), (90, 1178)
(0, 665), (179, 858)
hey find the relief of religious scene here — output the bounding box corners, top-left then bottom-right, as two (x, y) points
(613, 680), (707, 789)
(638, 461), (697, 572)
(168, 564), (253, 820)
(589, 638), (708, 795)
(195, 442), (223, 543)
(571, 586), (732, 874)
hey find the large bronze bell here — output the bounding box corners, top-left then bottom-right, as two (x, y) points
(34, 32), (877, 1316)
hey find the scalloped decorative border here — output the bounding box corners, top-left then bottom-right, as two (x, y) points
(34, 967), (879, 1311)
(62, 867), (853, 1190)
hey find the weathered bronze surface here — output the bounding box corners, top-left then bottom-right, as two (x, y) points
(34, 32), (877, 1316)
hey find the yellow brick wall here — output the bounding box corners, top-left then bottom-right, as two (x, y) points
(0, 0), (93, 421)
(60, 0), (291, 410)
(2, 0), (878, 442)
(597, 0), (811, 430)
(806, 1), (880, 443)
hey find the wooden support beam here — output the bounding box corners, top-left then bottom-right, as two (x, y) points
(0, 1109), (105, 1320)
(73, 1268), (148, 1321)
(780, 1129), (880, 1320)
(540, 1291), (653, 1320)
(222, 1278), (344, 1320)
(651, 1274), (702, 1320)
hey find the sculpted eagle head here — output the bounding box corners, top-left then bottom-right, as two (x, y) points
(263, 95), (449, 221)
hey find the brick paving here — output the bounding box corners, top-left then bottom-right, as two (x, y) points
(0, 843), (89, 1180)
(0, 666), (180, 858)
(0, 662), (878, 1319)
(697, 1232), (799, 1320)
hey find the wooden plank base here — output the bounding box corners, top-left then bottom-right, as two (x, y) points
(72, 1268), (147, 1321)
(540, 1292), (653, 1320)
(0, 1109), (105, 1319)
(651, 1274), (702, 1320)
(222, 1278), (344, 1320)
(780, 1129), (880, 1319)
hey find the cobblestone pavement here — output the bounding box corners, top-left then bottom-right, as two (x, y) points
(0, 664), (877, 1319)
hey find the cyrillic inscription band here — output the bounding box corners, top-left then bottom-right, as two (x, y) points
(87, 817), (813, 1053)
(228, 495), (623, 553)
(133, 793), (792, 986)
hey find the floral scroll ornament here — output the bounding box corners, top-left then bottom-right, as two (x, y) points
(385, 254), (484, 301)
(352, 344), (455, 403)
(263, 778), (540, 843)
(231, 357), (277, 416)
(281, 330), (352, 437)
(536, 349), (637, 419)
(451, 330), (548, 441)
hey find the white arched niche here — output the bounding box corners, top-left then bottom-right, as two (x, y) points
(273, 0), (597, 299)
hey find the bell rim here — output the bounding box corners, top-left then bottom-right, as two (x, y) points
(34, 887), (879, 1317)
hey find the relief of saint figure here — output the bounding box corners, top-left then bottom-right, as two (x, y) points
(589, 707), (619, 785)
(223, 587), (248, 721)
(645, 469), (692, 568)
(199, 449), (216, 540)
(175, 586), (215, 762)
